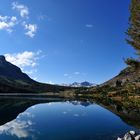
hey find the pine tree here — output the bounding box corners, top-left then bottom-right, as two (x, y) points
(126, 0), (140, 67)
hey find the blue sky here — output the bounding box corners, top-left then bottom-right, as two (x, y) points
(0, 0), (134, 84)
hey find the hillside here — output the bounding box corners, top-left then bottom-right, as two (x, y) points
(102, 66), (140, 87)
(74, 65), (140, 108)
(0, 55), (70, 93)
(0, 55), (35, 83)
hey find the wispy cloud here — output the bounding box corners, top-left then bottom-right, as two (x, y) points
(0, 16), (17, 33)
(38, 15), (46, 21)
(24, 69), (38, 75)
(5, 50), (42, 68)
(63, 71), (88, 82)
(47, 81), (55, 85)
(64, 73), (69, 77)
(85, 24), (93, 28)
(24, 24), (37, 38)
(12, 2), (29, 18)
(38, 14), (52, 22)
(74, 72), (80, 75)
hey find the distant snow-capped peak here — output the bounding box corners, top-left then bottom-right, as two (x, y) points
(61, 81), (96, 87)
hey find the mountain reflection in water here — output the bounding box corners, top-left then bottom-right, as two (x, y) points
(0, 97), (139, 140)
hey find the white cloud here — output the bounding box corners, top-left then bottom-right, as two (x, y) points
(74, 72), (80, 75)
(24, 69), (38, 75)
(64, 73), (69, 77)
(64, 72), (81, 77)
(48, 81), (55, 85)
(0, 15), (17, 33)
(12, 2), (29, 18)
(0, 2), (38, 38)
(85, 24), (93, 28)
(5, 51), (41, 68)
(64, 72), (87, 80)
(24, 24), (37, 38)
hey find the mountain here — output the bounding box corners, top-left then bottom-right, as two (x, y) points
(101, 66), (140, 87)
(0, 55), (35, 83)
(86, 66), (140, 102)
(0, 55), (70, 93)
(61, 81), (96, 87)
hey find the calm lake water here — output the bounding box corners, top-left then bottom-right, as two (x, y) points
(0, 99), (139, 140)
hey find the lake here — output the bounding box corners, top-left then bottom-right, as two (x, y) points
(0, 98), (139, 140)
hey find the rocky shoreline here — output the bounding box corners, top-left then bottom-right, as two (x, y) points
(117, 131), (140, 140)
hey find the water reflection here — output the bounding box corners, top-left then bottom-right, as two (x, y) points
(97, 101), (140, 129)
(0, 98), (61, 126)
(0, 119), (32, 138)
(0, 98), (139, 140)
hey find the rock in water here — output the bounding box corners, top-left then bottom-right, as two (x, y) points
(117, 131), (136, 140)
(135, 135), (140, 140)
(117, 138), (122, 140)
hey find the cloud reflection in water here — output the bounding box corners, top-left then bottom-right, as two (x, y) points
(0, 111), (35, 139)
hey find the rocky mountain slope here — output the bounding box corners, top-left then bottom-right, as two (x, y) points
(0, 55), (70, 93)
(101, 66), (140, 87)
(0, 55), (35, 83)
